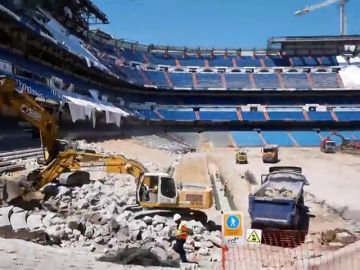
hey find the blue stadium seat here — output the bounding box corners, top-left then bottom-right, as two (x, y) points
(352, 131), (360, 139)
(158, 110), (196, 121)
(312, 73), (340, 88)
(146, 53), (176, 65)
(262, 131), (294, 146)
(231, 131), (263, 146)
(236, 56), (261, 67)
(242, 112), (266, 121)
(199, 110), (238, 121)
(268, 111), (305, 121)
(266, 56), (290, 67)
(302, 56), (318, 66)
(119, 49), (144, 63)
(336, 112), (360, 121)
(290, 57), (305, 66)
(209, 56), (233, 67)
(318, 56), (337, 66)
(144, 70), (169, 88)
(196, 73), (223, 89)
(168, 73), (193, 89)
(308, 111), (333, 121)
(253, 74), (280, 89)
(283, 73), (311, 89)
(137, 110), (161, 120)
(224, 74), (252, 89)
(120, 67), (145, 85)
(178, 57), (205, 66)
(290, 131), (321, 146)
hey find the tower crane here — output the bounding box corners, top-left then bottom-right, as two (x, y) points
(295, 0), (349, 35)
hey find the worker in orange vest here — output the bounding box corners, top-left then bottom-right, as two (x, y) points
(172, 214), (192, 262)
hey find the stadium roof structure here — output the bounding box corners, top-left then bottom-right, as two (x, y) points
(268, 35), (360, 55)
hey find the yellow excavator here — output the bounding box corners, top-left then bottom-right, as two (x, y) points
(0, 77), (213, 220)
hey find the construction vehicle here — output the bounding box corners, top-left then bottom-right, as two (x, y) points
(333, 132), (360, 152)
(0, 77), (213, 219)
(249, 167), (308, 230)
(235, 148), (248, 164)
(295, 0), (349, 35)
(248, 167), (309, 247)
(320, 137), (336, 153)
(262, 145), (279, 163)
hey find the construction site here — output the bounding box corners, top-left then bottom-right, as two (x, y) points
(0, 0), (360, 269)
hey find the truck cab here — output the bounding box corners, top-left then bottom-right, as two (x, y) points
(320, 138), (336, 153)
(262, 145), (279, 163)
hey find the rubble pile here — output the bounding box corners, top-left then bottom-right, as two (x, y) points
(321, 229), (359, 248)
(0, 173), (221, 266)
(133, 135), (190, 154)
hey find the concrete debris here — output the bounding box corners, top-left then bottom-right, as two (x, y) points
(335, 232), (356, 244)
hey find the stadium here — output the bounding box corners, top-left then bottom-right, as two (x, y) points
(0, 0), (359, 269)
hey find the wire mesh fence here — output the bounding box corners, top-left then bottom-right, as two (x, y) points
(221, 240), (360, 270)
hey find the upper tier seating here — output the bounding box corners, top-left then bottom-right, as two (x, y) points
(196, 73), (223, 89)
(120, 67), (145, 85)
(283, 73), (311, 89)
(242, 112), (266, 121)
(199, 110), (238, 121)
(268, 111), (305, 121)
(223, 74), (252, 89)
(158, 109), (196, 121)
(253, 73), (280, 89)
(335, 111), (360, 121)
(168, 73), (193, 89)
(137, 110), (161, 120)
(208, 56), (233, 67)
(311, 73), (340, 88)
(144, 70), (169, 88)
(236, 56), (261, 67)
(308, 111), (334, 121)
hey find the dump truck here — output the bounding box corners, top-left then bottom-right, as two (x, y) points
(262, 145), (279, 163)
(235, 148), (248, 164)
(248, 166), (309, 230)
(320, 137), (336, 153)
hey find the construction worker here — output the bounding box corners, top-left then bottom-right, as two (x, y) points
(173, 214), (192, 263)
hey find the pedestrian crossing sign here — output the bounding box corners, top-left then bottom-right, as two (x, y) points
(246, 229), (262, 244)
(222, 212), (244, 237)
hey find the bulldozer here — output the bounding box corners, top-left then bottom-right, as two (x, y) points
(333, 132), (360, 153)
(0, 77), (213, 220)
(235, 148), (248, 164)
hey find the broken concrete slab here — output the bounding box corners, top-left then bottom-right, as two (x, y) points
(26, 214), (44, 231)
(10, 211), (29, 231)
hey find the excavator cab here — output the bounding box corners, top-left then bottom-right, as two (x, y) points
(137, 173), (178, 207)
(262, 145), (279, 163)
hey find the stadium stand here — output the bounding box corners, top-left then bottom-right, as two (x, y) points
(144, 70), (169, 88)
(290, 131), (322, 146)
(312, 73), (340, 88)
(157, 109), (196, 121)
(242, 112), (266, 121)
(199, 109), (238, 121)
(253, 73), (280, 89)
(308, 111), (334, 121)
(223, 73), (253, 89)
(136, 110), (161, 120)
(283, 73), (311, 89)
(168, 73), (193, 89)
(262, 131), (294, 146)
(196, 73), (224, 89)
(208, 56), (233, 67)
(267, 111), (305, 121)
(236, 56), (261, 67)
(335, 111), (360, 121)
(231, 131), (263, 146)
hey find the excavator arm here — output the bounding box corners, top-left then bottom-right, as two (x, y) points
(0, 77), (59, 163)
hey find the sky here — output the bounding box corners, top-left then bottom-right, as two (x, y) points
(92, 0), (359, 49)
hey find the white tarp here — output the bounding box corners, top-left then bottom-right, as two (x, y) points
(64, 95), (129, 127)
(339, 65), (360, 89)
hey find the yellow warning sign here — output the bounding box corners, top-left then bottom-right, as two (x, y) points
(246, 229), (262, 244)
(222, 212), (244, 237)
